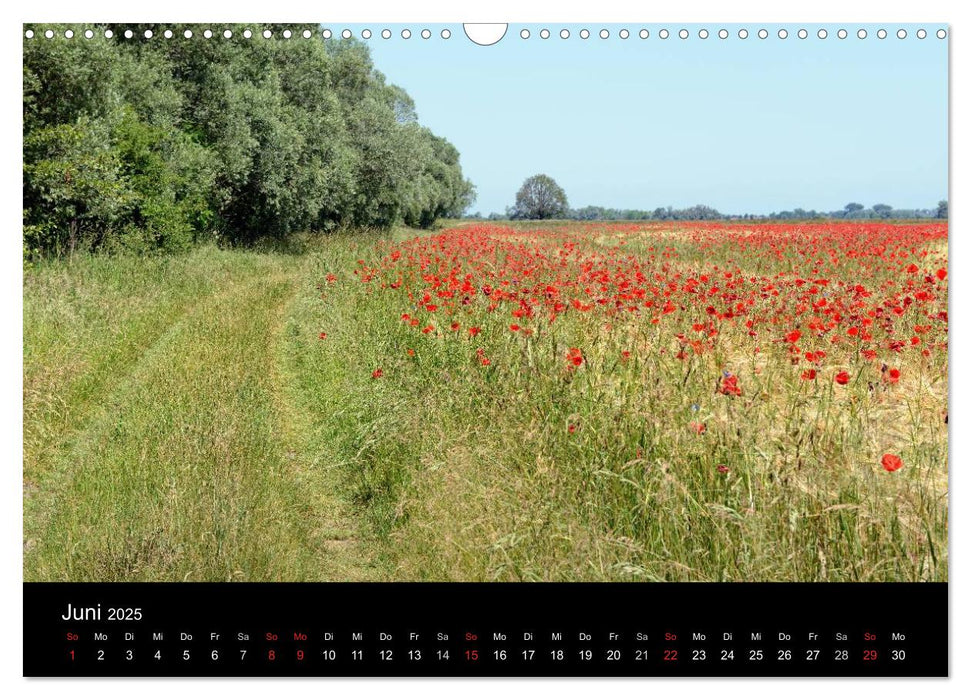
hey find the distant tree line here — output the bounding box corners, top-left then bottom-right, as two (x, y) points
(23, 24), (475, 257)
(474, 199), (947, 222)
(762, 201), (947, 221)
(473, 175), (947, 222)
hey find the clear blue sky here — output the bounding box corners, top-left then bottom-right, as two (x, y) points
(356, 24), (948, 215)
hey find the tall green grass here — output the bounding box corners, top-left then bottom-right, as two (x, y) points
(24, 243), (383, 581)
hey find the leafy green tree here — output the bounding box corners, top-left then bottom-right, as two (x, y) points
(512, 174), (569, 220)
(937, 199), (948, 219)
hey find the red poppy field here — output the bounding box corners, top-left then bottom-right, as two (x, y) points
(308, 220), (948, 581)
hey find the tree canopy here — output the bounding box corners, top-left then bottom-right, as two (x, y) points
(23, 24), (475, 257)
(510, 174), (569, 220)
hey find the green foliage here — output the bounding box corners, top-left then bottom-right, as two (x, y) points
(511, 173), (569, 220)
(23, 25), (474, 257)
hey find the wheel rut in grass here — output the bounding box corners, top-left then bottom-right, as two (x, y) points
(25, 257), (380, 582)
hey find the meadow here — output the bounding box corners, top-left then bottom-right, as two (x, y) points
(23, 220), (948, 582)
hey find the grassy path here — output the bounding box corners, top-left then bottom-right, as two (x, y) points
(24, 245), (383, 581)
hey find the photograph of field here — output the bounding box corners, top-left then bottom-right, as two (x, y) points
(22, 24), (947, 583)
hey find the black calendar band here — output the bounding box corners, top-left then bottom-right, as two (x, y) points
(24, 581), (947, 677)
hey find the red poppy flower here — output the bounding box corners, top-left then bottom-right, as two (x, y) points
(717, 465), (730, 474)
(881, 453), (903, 472)
(566, 348), (584, 367)
(785, 330), (802, 343)
(468, 326), (481, 337)
(568, 424), (577, 434)
(801, 369), (816, 381)
(406, 349), (415, 357)
(835, 371), (850, 385)
(450, 322), (460, 331)
(318, 332), (327, 340)
(372, 368), (384, 379)
(719, 373), (742, 397)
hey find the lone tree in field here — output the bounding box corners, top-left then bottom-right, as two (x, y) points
(872, 203), (893, 219)
(513, 174), (569, 220)
(937, 199), (948, 219)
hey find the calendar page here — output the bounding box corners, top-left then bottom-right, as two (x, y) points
(21, 18), (948, 678)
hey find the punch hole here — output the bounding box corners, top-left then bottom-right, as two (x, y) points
(463, 24), (508, 46)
